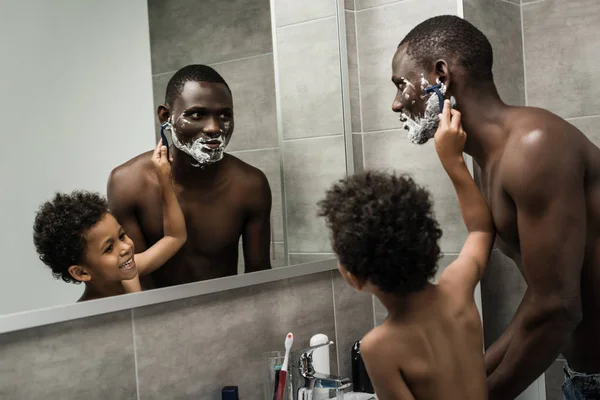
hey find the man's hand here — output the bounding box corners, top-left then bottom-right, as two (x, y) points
(151, 139), (173, 181)
(434, 99), (467, 169)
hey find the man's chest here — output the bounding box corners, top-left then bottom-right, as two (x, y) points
(138, 188), (246, 254)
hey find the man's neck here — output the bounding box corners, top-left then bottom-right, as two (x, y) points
(452, 80), (512, 167)
(170, 147), (225, 187)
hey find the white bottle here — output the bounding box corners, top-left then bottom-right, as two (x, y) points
(310, 334), (330, 400)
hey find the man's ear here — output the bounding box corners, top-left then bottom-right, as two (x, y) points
(68, 265), (91, 282)
(434, 59), (452, 92)
(157, 105), (171, 124)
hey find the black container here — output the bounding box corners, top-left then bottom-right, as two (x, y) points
(222, 386), (239, 400)
(351, 340), (374, 394)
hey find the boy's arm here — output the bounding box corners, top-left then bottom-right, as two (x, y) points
(361, 333), (416, 400)
(435, 101), (495, 293)
(135, 143), (187, 275)
(121, 274), (142, 293)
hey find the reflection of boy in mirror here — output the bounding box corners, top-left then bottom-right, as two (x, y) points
(107, 64), (272, 289)
(33, 142), (187, 301)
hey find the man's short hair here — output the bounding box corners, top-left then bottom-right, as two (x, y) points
(399, 15), (494, 80)
(164, 64), (231, 108)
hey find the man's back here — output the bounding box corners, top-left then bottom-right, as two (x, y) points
(107, 151), (272, 288)
(364, 282), (487, 400)
(478, 106), (600, 372)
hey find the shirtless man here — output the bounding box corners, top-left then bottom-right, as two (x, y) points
(391, 15), (600, 399)
(107, 64), (272, 288)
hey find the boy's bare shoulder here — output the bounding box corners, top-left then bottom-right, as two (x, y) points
(361, 322), (408, 360)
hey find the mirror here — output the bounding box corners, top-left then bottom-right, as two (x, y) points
(0, 0), (350, 315)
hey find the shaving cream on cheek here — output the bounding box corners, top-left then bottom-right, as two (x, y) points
(168, 115), (228, 167)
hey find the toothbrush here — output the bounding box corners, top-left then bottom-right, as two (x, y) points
(275, 332), (294, 400)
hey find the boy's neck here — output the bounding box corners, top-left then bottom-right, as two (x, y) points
(80, 280), (125, 301)
(374, 283), (437, 320)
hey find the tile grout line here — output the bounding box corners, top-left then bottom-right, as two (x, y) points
(499, 0), (520, 6)
(228, 146), (280, 154)
(131, 309), (141, 400)
(361, 131), (366, 170)
(567, 114), (600, 121)
(152, 52), (274, 78)
(354, 9), (365, 133)
(277, 14), (337, 30)
(372, 295), (377, 327)
(520, 2), (528, 107)
(282, 133), (344, 142)
(522, 0), (546, 6)
(331, 271), (342, 374)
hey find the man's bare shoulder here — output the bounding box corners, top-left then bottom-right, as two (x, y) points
(225, 154), (271, 197)
(107, 150), (156, 203)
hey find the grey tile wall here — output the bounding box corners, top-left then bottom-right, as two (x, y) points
(0, 271), (376, 399)
(355, 0), (398, 10)
(480, 249), (525, 347)
(568, 116), (600, 146)
(545, 359), (566, 400)
(147, 0), (272, 74)
(289, 253), (336, 265)
(283, 135), (347, 253)
(345, 11), (362, 133)
(277, 17), (344, 140)
(0, 311), (136, 400)
(463, 0), (525, 107)
(274, 0), (337, 27)
(345, 0), (356, 11)
(352, 133), (364, 172)
(354, 0), (457, 132)
(523, 0), (600, 118)
(361, 130), (468, 253)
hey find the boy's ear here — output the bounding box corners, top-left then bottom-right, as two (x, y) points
(68, 265), (91, 282)
(337, 262), (366, 291)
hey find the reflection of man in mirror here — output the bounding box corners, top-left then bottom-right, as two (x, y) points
(107, 65), (272, 289)
(390, 15), (600, 399)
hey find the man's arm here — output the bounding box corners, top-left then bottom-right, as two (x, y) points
(242, 171), (272, 272)
(436, 102), (495, 296)
(361, 331), (416, 400)
(486, 131), (585, 399)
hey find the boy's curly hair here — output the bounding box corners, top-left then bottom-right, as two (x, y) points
(33, 191), (109, 284)
(318, 171), (442, 294)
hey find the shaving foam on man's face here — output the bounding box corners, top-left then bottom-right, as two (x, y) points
(167, 114), (232, 168)
(399, 78), (450, 145)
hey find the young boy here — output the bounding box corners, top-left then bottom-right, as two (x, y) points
(33, 140), (187, 301)
(318, 101), (494, 399)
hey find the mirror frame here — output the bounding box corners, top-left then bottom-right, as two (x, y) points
(0, 0), (353, 335)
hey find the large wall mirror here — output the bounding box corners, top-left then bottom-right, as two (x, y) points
(0, 0), (351, 318)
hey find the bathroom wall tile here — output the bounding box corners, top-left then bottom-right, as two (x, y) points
(568, 116), (600, 147)
(237, 241), (287, 274)
(152, 71), (175, 141)
(545, 359), (565, 400)
(355, 0), (399, 10)
(213, 54), (279, 152)
(0, 311), (136, 400)
(374, 253), (458, 325)
(346, 11), (362, 132)
(333, 273), (375, 379)
(283, 135), (347, 253)
(230, 148), (284, 242)
(463, 0), (525, 107)
(148, 0), (273, 74)
(480, 249), (526, 348)
(289, 253), (336, 265)
(134, 272), (336, 399)
(275, 0), (337, 27)
(355, 0), (457, 132)
(352, 133), (365, 173)
(277, 17), (345, 139)
(362, 130), (468, 253)
(152, 55), (279, 152)
(345, 0), (356, 10)
(523, 0), (600, 118)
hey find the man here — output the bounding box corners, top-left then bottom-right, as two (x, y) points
(390, 15), (600, 399)
(107, 64), (272, 289)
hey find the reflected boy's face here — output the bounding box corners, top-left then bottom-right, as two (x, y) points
(70, 213), (137, 283)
